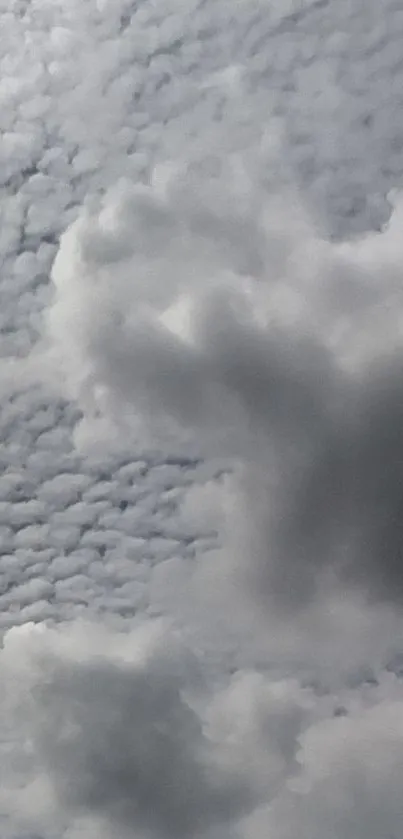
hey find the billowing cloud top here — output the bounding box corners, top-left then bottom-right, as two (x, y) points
(43, 154), (403, 614)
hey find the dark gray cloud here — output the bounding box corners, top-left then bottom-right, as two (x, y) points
(224, 357), (403, 614)
(274, 360), (403, 606)
(34, 657), (251, 838)
(0, 623), (265, 839)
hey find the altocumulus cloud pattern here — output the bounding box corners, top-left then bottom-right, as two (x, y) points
(3, 1), (403, 838)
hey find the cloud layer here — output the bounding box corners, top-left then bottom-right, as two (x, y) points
(3, 1), (403, 839)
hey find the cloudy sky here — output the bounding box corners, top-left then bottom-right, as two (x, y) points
(3, 1), (403, 838)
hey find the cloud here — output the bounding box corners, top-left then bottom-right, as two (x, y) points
(0, 621), (258, 839)
(4, 621), (403, 839)
(4, 2), (403, 839)
(40, 149), (403, 619)
(248, 695), (403, 839)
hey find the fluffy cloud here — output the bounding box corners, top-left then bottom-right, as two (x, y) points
(41, 151), (403, 620)
(3, 621), (403, 839)
(248, 697), (403, 839)
(0, 621), (256, 839)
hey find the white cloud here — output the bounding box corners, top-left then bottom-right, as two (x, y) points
(247, 696), (403, 839)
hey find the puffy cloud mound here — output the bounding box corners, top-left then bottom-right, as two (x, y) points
(3, 621), (403, 839)
(0, 621), (257, 839)
(255, 697), (403, 839)
(41, 151), (403, 614)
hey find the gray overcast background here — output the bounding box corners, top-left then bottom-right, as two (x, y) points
(3, 1), (403, 838)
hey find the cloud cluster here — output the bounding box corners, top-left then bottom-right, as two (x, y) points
(42, 152), (403, 619)
(0, 373), (228, 631)
(4, 2), (403, 839)
(0, 621), (299, 839)
(3, 621), (403, 839)
(246, 693), (403, 839)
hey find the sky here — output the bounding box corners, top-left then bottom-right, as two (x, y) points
(2, 0), (403, 837)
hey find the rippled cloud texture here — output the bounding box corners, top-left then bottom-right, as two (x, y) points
(3, 1), (403, 838)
